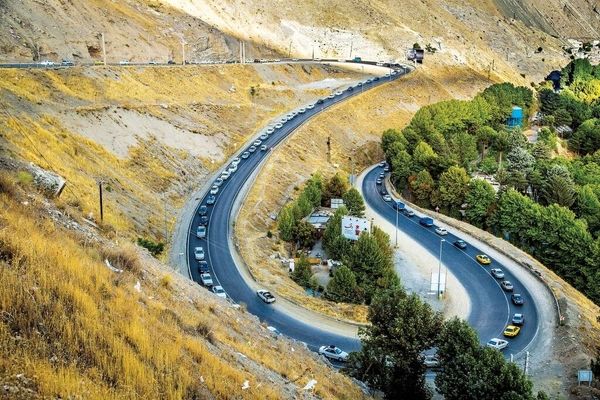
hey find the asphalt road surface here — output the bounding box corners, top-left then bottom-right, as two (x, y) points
(187, 66), (408, 354)
(361, 166), (540, 355)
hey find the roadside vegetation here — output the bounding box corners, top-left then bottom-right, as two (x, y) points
(383, 61), (600, 306)
(277, 173), (397, 304)
(345, 286), (549, 400)
(0, 173), (368, 399)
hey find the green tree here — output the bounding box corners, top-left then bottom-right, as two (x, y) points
(296, 192), (314, 218)
(410, 170), (435, 204)
(571, 118), (600, 154)
(576, 185), (600, 234)
(476, 126), (497, 159)
(343, 187), (366, 217)
(390, 150), (413, 190)
(303, 174), (323, 207)
(541, 174), (576, 207)
(323, 173), (348, 204)
(465, 179), (496, 228)
(291, 255), (313, 287)
(506, 147), (535, 173)
(436, 318), (535, 400)
(450, 131), (478, 170)
(553, 108), (573, 127)
(277, 205), (296, 242)
(325, 265), (359, 303)
(412, 141), (438, 170)
(491, 130), (510, 168)
(438, 166), (470, 210)
(346, 289), (443, 400)
(293, 220), (317, 248)
(322, 206), (347, 257)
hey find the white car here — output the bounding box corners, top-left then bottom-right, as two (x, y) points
(491, 268), (505, 279)
(335, 91), (343, 96)
(260, 145), (268, 151)
(212, 285), (227, 298)
(299, 108), (306, 113)
(228, 164), (238, 174)
(231, 157), (241, 165)
(259, 134), (268, 140)
(275, 123), (283, 129)
(210, 185), (219, 195)
(221, 170), (230, 180)
(257, 289), (276, 303)
(194, 247), (205, 261)
(118, 60), (130, 65)
(253, 140), (262, 147)
(486, 338), (508, 350)
(200, 273), (213, 286)
(266, 128), (275, 134)
(319, 345), (349, 362)
(196, 225), (206, 239)
(327, 94), (335, 99)
(423, 355), (440, 368)
(39, 60), (55, 66)
(214, 178), (224, 187)
(307, 103), (315, 109)
(435, 227), (448, 236)
(383, 194), (392, 202)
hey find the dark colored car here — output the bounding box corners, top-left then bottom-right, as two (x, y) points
(206, 195), (216, 205)
(393, 201), (405, 211)
(419, 217), (434, 227)
(198, 260), (210, 274)
(198, 205), (208, 216)
(512, 313), (524, 325)
(511, 294), (524, 305)
(199, 216), (209, 226)
(380, 188), (387, 196)
(453, 240), (467, 249)
(316, 99), (324, 104)
(347, 86), (354, 91)
(403, 209), (415, 217)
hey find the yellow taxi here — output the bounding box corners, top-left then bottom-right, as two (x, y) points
(476, 254), (492, 265)
(503, 325), (521, 337)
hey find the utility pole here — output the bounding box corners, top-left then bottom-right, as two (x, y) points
(395, 201), (399, 248)
(163, 194), (168, 241)
(437, 239), (445, 297)
(181, 40), (186, 65)
(98, 181), (104, 221)
(288, 40), (292, 58)
(100, 33), (107, 65)
(349, 37), (353, 59)
(326, 136), (331, 163)
(312, 44), (315, 60)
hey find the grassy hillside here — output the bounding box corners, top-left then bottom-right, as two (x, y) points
(0, 173), (368, 399)
(0, 64), (358, 246)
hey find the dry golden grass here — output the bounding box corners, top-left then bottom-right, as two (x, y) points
(0, 177), (369, 399)
(236, 66), (495, 323)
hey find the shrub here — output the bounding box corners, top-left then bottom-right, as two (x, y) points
(100, 244), (141, 274)
(16, 171), (33, 185)
(160, 274), (173, 290)
(137, 237), (164, 256)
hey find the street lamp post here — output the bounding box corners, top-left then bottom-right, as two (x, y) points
(395, 202), (399, 248)
(437, 239), (446, 298)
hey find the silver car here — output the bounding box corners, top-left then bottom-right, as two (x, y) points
(194, 246), (205, 260)
(196, 225), (206, 239)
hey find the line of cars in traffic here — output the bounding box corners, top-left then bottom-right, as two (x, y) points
(375, 162), (528, 354)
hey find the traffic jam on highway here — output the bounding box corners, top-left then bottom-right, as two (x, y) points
(371, 162), (535, 353)
(185, 69), (409, 362)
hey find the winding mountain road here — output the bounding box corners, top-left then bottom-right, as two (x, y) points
(182, 60), (542, 358)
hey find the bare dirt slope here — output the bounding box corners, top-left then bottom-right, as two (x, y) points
(162, 0), (596, 81)
(0, 63), (360, 244)
(0, 0), (276, 63)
